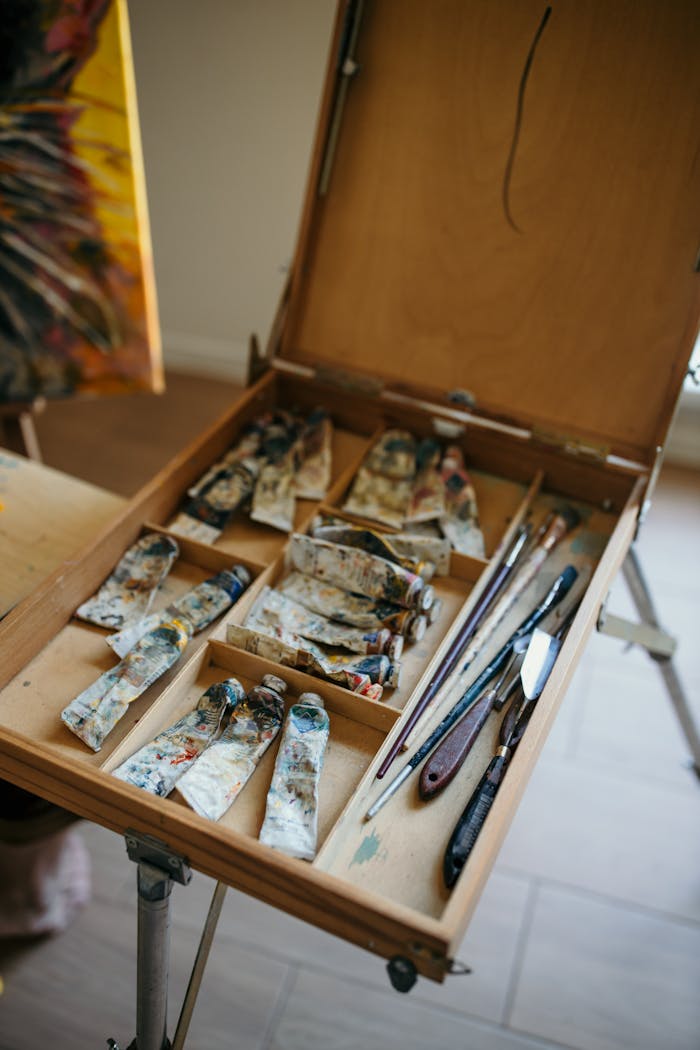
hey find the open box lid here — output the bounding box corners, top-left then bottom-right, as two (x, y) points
(277, 0), (700, 467)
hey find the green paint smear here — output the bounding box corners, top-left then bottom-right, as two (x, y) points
(351, 829), (382, 867)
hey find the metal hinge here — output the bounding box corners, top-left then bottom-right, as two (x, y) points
(124, 829), (192, 886)
(313, 363), (384, 397)
(531, 426), (609, 462)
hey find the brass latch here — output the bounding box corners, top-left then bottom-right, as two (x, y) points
(531, 426), (609, 462)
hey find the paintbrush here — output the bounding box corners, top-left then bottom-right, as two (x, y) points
(375, 523), (531, 779)
(364, 566), (578, 820)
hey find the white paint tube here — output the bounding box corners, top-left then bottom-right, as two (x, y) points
(278, 571), (427, 642)
(61, 619), (192, 752)
(177, 674), (287, 821)
(311, 523), (435, 582)
(286, 534), (433, 612)
(226, 623), (385, 701)
(259, 693), (330, 860)
(343, 429), (416, 527)
(106, 565), (251, 658)
(75, 533), (179, 630)
(295, 409), (333, 499)
(251, 587), (403, 660)
(112, 679), (247, 796)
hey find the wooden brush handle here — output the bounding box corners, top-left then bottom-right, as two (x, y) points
(418, 690), (494, 800)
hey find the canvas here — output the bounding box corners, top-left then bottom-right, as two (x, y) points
(0, 0), (161, 403)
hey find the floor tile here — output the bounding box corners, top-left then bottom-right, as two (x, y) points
(498, 754), (700, 921)
(0, 869), (289, 1050)
(510, 884), (700, 1050)
(269, 968), (568, 1050)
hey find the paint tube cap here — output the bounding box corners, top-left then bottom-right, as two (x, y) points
(405, 614), (427, 643)
(387, 633), (404, 662)
(298, 692), (325, 709)
(426, 597), (443, 625)
(231, 564), (252, 589)
(417, 584), (435, 613)
(261, 674), (288, 696)
(371, 628), (392, 655)
(414, 559), (436, 582)
(386, 662), (401, 689)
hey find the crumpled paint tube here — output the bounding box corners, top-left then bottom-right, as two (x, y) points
(343, 429), (416, 527)
(278, 571), (427, 642)
(259, 692), (330, 860)
(75, 533), (179, 630)
(406, 437), (446, 525)
(170, 420), (269, 543)
(439, 445), (486, 558)
(250, 586), (403, 660)
(106, 565), (252, 658)
(389, 532), (451, 577)
(177, 674), (287, 821)
(311, 523), (435, 582)
(226, 623), (385, 700)
(242, 604), (400, 688)
(295, 408), (333, 500)
(61, 619), (192, 752)
(250, 418), (302, 532)
(112, 678), (246, 796)
(287, 533), (433, 612)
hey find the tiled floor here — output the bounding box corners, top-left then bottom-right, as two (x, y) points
(1, 374), (698, 1050)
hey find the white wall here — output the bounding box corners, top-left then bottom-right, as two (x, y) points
(128, 0), (336, 381)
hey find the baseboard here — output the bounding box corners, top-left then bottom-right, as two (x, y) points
(162, 330), (249, 384)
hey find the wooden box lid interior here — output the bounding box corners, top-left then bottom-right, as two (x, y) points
(279, 0), (700, 466)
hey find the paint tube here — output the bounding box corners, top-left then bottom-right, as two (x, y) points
(250, 417), (302, 532)
(406, 437), (446, 524)
(388, 532), (451, 577)
(278, 571), (427, 642)
(311, 523), (435, 582)
(343, 429), (416, 527)
(75, 533), (179, 630)
(112, 678), (246, 796)
(287, 533), (432, 612)
(170, 458), (260, 544)
(177, 674), (287, 821)
(61, 619), (192, 752)
(244, 598), (400, 685)
(106, 565), (251, 658)
(295, 408), (333, 499)
(226, 623), (384, 700)
(250, 586), (403, 660)
(439, 446), (486, 558)
(186, 419), (268, 499)
(259, 692), (330, 860)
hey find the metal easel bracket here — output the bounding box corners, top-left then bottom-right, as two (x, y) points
(125, 830), (192, 886)
(596, 605), (677, 659)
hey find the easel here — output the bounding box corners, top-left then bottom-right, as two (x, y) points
(104, 543), (700, 1050)
(0, 399), (45, 461)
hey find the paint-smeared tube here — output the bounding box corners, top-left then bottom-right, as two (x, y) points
(287, 534), (432, 612)
(112, 679), (246, 796)
(439, 446), (486, 558)
(278, 572), (427, 642)
(259, 692), (330, 860)
(75, 533), (179, 630)
(295, 408), (333, 499)
(106, 566), (251, 657)
(61, 619), (192, 752)
(311, 523), (435, 582)
(250, 416), (303, 532)
(250, 587), (403, 660)
(406, 437), (446, 525)
(343, 429), (416, 527)
(226, 623), (385, 700)
(177, 674), (287, 821)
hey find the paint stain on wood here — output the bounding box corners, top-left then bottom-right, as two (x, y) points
(351, 829), (384, 867)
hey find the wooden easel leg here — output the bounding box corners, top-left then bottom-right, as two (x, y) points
(0, 405), (43, 461)
(621, 547), (700, 778)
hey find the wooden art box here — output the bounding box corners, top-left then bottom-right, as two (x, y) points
(1, 0), (699, 984)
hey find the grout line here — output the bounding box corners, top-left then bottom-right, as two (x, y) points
(496, 865), (700, 931)
(258, 962), (299, 1050)
(500, 876), (540, 1028)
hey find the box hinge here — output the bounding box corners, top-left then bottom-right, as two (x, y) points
(530, 425), (609, 462)
(313, 363), (384, 397)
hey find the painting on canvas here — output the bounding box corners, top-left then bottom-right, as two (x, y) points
(0, 0), (162, 403)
